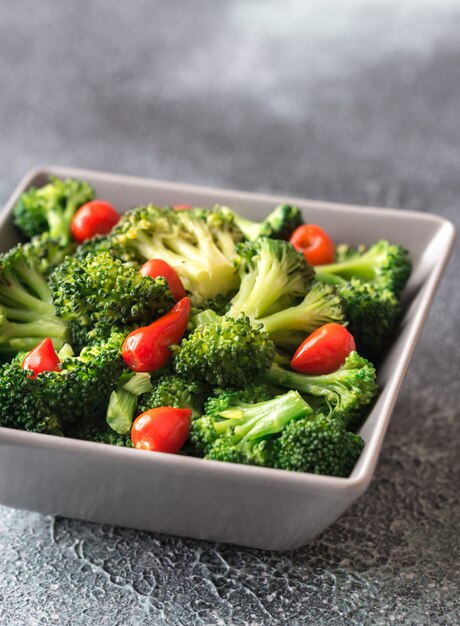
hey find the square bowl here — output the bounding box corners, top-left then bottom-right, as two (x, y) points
(0, 166), (455, 551)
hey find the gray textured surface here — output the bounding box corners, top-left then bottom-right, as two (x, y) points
(0, 1), (459, 624)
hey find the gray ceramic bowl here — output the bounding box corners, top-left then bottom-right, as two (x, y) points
(0, 167), (455, 551)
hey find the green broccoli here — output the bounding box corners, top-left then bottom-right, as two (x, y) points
(227, 238), (315, 320)
(319, 273), (402, 355)
(316, 239), (411, 295)
(109, 205), (243, 303)
(274, 413), (364, 477)
(0, 331), (125, 435)
(35, 331), (126, 426)
(24, 233), (76, 276)
(259, 281), (345, 351)
(0, 359), (63, 435)
(191, 389), (312, 461)
(263, 352), (377, 429)
(220, 204), (303, 241)
(138, 373), (205, 418)
(106, 371), (154, 434)
(50, 251), (175, 345)
(13, 176), (95, 244)
(0, 241), (70, 355)
(204, 383), (273, 415)
(174, 310), (275, 389)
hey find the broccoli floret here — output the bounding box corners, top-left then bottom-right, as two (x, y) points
(50, 251), (175, 344)
(0, 332), (124, 434)
(35, 331), (126, 426)
(259, 281), (346, 351)
(221, 204), (303, 241)
(138, 373), (205, 418)
(0, 241), (70, 355)
(0, 360), (63, 435)
(25, 233), (76, 276)
(317, 239), (411, 295)
(274, 413), (364, 477)
(106, 371), (154, 434)
(336, 277), (401, 356)
(204, 383), (273, 415)
(74, 234), (113, 258)
(264, 352), (377, 429)
(174, 311), (275, 389)
(109, 205), (243, 303)
(227, 238), (314, 320)
(191, 390), (312, 463)
(13, 176), (95, 244)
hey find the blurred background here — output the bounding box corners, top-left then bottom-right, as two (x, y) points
(0, 1), (459, 624)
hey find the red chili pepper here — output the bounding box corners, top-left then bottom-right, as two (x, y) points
(71, 200), (120, 243)
(22, 338), (61, 379)
(140, 259), (187, 301)
(172, 204), (193, 211)
(289, 224), (335, 265)
(131, 407), (192, 453)
(122, 297), (191, 372)
(290, 323), (356, 375)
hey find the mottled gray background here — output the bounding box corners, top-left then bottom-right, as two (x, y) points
(0, 1), (459, 624)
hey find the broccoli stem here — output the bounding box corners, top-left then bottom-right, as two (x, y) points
(193, 309), (221, 327)
(106, 389), (138, 435)
(260, 284), (343, 335)
(47, 208), (71, 244)
(107, 372), (153, 435)
(1, 306), (44, 322)
(214, 390), (312, 443)
(14, 260), (53, 302)
(317, 249), (383, 281)
(122, 372), (153, 396)
(315, 272), (347, 286)
(0, 278), (55, 315)
(231, 214), (260, 241)
(264, 362), (332, 395)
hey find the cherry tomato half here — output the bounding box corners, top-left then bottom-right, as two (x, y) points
(140, 259), (186, 301)
(290, 323), (356, 375)
(131, 407), (192, 453)
(71, 200), (120, 243)
(122, 297), (191, 372)
(289, 224), (335, 265)
(173, 204), (193, 211)
(22, 338), (61, 379)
